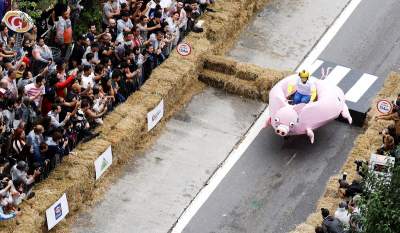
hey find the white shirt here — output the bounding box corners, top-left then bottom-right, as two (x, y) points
(24, 83), (44, 107)
(295, 77), (315, 95)
(117, 18), (134, 34)
(81, 73), (95, 89)
(334, 207), (350, 226)
(48, 110), (66, 128)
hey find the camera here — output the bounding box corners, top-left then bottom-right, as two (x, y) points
(354, 160), (363, 170)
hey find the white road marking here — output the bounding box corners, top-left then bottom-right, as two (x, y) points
(308, 59), (324, 76)
(345, 73), (378, 102)
(285, 153), (297, 166)
(325, 65), (351, 86)
(170, 108), (270, 233)
(170, 1), (362, 232)
(296, 0), (363, 73)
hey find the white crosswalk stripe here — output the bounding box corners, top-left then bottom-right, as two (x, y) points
(325, 65), (351, 86)
(345, 73), (378, 103)
(308, 59), (324, 76)
(308, 59), (383, 126)
(310, 59), (380, 103)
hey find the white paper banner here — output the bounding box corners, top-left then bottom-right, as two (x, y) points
(147, 99), (164, 131)
(94, 146), (113, 180)
(46, 193), (69, 231)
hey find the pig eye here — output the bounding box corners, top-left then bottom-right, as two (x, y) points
(274, 117), (280, 123)
(289, 122), (295, 127)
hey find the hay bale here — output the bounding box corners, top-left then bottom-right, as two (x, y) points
(235, 63), (265, 81)
(108, 92), (160, 143)
(107, 106), (149, 164)
(256, 69), (287, 102)
(203, 55), (238, 75)
(199, 60), (286, 102)
(140, 78), (184, 113)
(290, 223), (316, 233)
(199, 69), (260, 99)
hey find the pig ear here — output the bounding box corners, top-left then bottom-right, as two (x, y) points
(293, 103), (306, 114)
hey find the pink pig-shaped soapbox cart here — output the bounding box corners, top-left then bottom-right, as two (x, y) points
(265, 74), (352, 143)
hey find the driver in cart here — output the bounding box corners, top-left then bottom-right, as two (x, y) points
(287, 70), (317, 105)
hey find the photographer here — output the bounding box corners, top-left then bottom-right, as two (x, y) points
(338, 172), (363, 198)
(98, 33), (114, 61)
(44, 131), (69, 171)
(376, 128), (395, 156)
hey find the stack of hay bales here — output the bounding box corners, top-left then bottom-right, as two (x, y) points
(1, 0), (281, 232)
(290, 72), (400, 233)
(199, 55), (287, 101)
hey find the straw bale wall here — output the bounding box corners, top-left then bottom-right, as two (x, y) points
(199, 55), (288, 101)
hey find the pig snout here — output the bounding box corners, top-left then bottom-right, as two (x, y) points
(275, 125), (289, 137)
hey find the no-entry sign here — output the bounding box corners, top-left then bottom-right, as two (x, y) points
(176, 43), (192, 56)
(377, 99), (393, 114)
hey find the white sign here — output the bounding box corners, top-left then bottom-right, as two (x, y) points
(94, 146), (113, 180)
(2, 11), (34, 33)
(160, 0), (172, 8)
(176, 43), (192, 56)
(377, 99), (393, 114)
(147, 99), (164, 131)
(46, 193), (69, 231)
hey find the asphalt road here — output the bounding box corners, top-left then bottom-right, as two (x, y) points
(183, 0), (400, 232)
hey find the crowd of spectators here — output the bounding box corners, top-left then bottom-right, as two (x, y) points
(314, 96), (400, 233)
(0, 0), (214, 220)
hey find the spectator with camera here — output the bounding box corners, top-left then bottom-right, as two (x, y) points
(376, 127), (395, 156)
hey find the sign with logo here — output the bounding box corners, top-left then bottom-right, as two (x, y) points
(2, 11), (33, 33)
(377, 99), (393, 114)
(94, 146), (113, 180)
(46, 193), (69, 230)
(176, 43), (192, 56)
(147, 99), (164, 131)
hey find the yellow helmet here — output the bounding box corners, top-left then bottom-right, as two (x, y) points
(299, 70), (310, 79)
